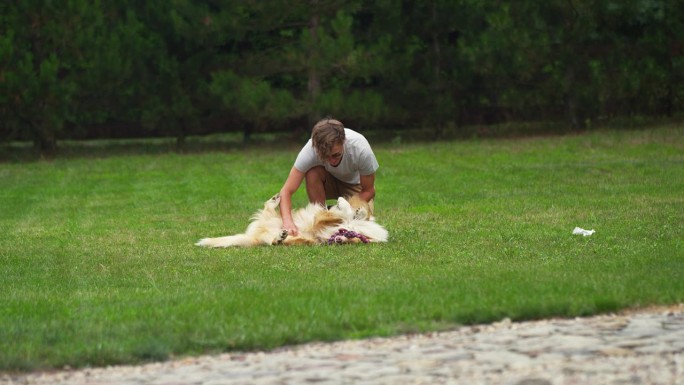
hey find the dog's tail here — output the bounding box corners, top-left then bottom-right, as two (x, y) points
(195, 234), (256, 248)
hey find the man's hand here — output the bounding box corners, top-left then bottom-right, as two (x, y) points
(279, 167), (306, 238)
(283, 220), (299, 236)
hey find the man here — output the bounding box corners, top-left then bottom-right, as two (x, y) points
(279, 118), (379, 236)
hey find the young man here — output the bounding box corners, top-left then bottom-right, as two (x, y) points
(278, 118), (379, 236)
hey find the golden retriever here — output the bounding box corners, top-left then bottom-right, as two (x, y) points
(195, 194), (388, 247)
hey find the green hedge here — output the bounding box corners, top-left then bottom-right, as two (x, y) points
(1, 1), (682, 155)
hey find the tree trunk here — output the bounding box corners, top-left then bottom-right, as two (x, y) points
(431, 1), (444, 139)
(32, 125), (57, 158)
(242, 124), (253, 144)
(307, 10), (321, 128)
(665, 55), (675, 117)
(564, 66), (582, 129)
(175, 120), (187, 152)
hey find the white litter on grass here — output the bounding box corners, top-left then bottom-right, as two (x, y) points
(573, 227), (596, 236)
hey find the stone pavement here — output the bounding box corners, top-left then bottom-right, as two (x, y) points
(4, 304), (683, 385)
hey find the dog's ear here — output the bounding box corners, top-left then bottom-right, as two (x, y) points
(336, 196), (352, 211)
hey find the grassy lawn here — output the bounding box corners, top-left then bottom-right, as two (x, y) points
(1, 124), (683, 371)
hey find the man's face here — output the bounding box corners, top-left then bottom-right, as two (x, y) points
(326, 143), (344, 167)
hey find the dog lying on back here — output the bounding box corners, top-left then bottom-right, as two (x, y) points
(195, 194), (388, 247)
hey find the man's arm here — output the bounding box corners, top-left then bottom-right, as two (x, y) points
(279, 167), (306, 235)
(358, 173), (376, 202)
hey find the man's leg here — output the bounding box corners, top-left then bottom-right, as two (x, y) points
(305, 166), (328, 205)
(306, 168), (371, 212)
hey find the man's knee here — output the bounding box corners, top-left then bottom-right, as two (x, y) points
(305, 166), (326, 184)
(305, 166), (328, 204)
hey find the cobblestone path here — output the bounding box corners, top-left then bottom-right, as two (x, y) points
(4, 304), (683, 385)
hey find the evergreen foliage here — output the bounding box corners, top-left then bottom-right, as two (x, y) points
(1, 0), (682, 155)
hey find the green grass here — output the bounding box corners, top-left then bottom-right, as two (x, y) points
(1, 124), (683, 371)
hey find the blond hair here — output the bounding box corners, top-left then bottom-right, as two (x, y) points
(311, 118), (345, 159)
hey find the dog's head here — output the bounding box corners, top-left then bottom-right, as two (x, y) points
(264, 193), (281, 210)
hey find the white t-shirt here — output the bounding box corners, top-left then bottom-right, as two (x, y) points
(293, 128), (379, 184)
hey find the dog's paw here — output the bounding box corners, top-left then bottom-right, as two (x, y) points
(353, 207), (369, 220)
(273, 229), (288, 245)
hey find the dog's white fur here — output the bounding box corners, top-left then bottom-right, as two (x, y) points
(195, 194), (388, 247)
